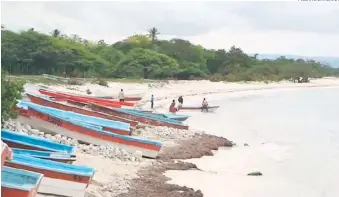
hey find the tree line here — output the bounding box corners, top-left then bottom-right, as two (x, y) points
(2, 26), (339, 81)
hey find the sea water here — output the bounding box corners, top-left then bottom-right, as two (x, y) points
(166, 86), (339, 197)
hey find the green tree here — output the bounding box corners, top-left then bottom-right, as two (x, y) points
(148, 27), (159, 43)
(50, 29), (61, 37)
(113, 48), (179, 79)
(1, 70), (24, 124)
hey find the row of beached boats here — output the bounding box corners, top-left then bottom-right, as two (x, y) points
(1, 132), (93, 197)
(1, 87), (219, 197)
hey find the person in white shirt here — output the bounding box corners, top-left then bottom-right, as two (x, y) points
(118, 89), (125, 102)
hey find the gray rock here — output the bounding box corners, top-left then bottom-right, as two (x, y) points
(45, 134), (52, 139)
(247, 171), (263, 176)
(244, 143), (249, 146)
(28, 129), (40, 135)
(23, 124), (32, 130)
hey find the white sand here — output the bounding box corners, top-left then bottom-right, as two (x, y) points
(26, 77), (339, 197)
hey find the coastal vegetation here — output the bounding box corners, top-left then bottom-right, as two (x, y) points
(1, 70), (23, 124)
(2, 26), (339, 82)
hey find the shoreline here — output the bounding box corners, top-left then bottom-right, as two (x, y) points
(8, 78), (339, 197)
(117, 134), (233, 197)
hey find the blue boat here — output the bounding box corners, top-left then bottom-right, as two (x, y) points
(5, 154), (95, 197)
(163, 113), (190, 121)
(1, 166), (43, 197)
(1, 129), (75, 154)
(117, 108), (184, 125)
(19, 100), (131, 135)
(121, 109), (190, 121)
(12, 148), (76, 164)
(16, 101), (163, 158)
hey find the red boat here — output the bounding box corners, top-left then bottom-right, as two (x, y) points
(1, 142), (13, 167)
(96, 96), (142, 101)
(27, 93), (137, 134)
(1, 166), (43, 197)
(39, 89), (134, 107)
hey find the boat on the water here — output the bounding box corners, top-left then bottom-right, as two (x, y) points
(178, 105), (220, 112)
(39, 88), (135, 107)
(1, 141), (13, 166)
(123, 109), (190, 121)
(27, 93), (138, 130)
(12, 148), (76, 164)
(162, 113), (190, 121)
(16, 101), (163, 158)
(1, 166), (43, 197)
(89, 103), (189, 130)
(1, 130), (75, 154)
(4, 154), (95, 197)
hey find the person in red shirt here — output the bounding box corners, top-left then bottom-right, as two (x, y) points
(169, 100), (177, 113)
(202, 98), (208, 112)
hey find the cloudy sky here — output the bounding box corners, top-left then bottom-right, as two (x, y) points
(2, 1), (339, 56)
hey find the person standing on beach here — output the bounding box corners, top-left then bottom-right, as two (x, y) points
(118, 89), (125, 102)
(178, 96), (183, 106)
(202, 98), (208, 112)
(151, 95), (154, 109)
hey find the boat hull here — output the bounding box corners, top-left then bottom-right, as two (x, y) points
(39, 89), (135, 107)
(27, 94), (134, 135)
(90, 103), (189, 130)
(1, 142), (13, 167)
(178, 106), (219, 112)
(11, 148), (76, 164)
(17, 108), (161, 158)
(2, 130), (74, 154)
(1, 166), (43, 197)
(4, 155), (93, 197)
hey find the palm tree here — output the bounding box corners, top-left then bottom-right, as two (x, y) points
(1, 24), (5, 30)
(51, 29), (61, 37)
(148, 27), (159, 43)
(29, 28), (34, 31)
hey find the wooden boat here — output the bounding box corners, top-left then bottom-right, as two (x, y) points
(27, 93), (138, 131)
(90, 103), (189, 130)
(12, 148), (76, 164)
(22, 99), (132, 136)
(178, 105), (220, 112)
(16, 102), (163, 158)
(123, 109), (190, 121)
(162, 113), (190, 121)
(96, 96), (142, 101)
(2, 141), (13, 166)
(39, 89), (135, 107)
(5, 154), (95, 197)
(1, 166), (43, 197)
(1, 130), (75, 154)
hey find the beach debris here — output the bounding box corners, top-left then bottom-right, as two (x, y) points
(244, 143), (250, 146)
(247, 171), (263, 176)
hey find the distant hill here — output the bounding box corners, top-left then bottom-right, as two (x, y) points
(252, 54), (339, 68)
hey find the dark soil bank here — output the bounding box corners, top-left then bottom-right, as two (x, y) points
(118, 134), (233, 197)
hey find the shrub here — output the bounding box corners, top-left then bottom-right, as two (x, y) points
(1, 70), (24, 124)
(67, 78), (84, 85)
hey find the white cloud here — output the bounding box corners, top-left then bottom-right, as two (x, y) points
(1, 1), (339, 56)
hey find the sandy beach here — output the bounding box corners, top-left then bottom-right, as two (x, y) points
(7, 77), (339, 197)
